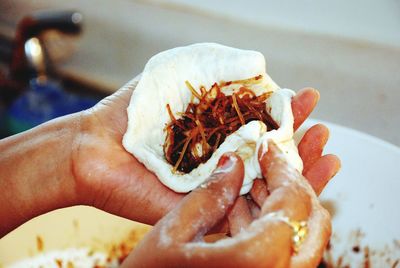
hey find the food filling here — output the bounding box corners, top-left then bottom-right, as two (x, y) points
(164, 75), (279, 173)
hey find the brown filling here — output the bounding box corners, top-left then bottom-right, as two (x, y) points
(164, 75), (279, 173)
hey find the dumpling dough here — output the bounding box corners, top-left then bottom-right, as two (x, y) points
(123, 43), (303, 194)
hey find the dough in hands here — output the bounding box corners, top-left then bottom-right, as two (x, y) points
(123, 43), (303, 194)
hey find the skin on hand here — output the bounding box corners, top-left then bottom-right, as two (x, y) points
(0, 113), (82, 237)
(71, 80), (340, 227)
(70, 77), (185, 225)
(122, 143), (331, 268)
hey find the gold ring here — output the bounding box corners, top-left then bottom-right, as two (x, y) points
(263, 212), (308, 254)
(287, 219), (308, 254)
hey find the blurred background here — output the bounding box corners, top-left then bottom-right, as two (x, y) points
(0, 0), (399, 145)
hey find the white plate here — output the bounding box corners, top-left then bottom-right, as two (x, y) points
(297, 119), (400, 267)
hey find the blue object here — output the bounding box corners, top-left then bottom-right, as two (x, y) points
(6, 78), (99, 133)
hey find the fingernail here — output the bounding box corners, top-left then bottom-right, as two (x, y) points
(214, 154), (236, 173)
(200, 155), (236, 188)
(258, 143), (266, 161)
(258, 139), (273, 161)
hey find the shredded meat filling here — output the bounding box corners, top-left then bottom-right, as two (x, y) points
(164, 75), (279, 173)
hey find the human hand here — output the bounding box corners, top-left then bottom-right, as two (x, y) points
(71, 77), (184, 225)
(121, 143), (331, 267)
(71, 76), (340, 226)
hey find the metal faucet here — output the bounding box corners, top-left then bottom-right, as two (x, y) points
(10, 10), (83, 82)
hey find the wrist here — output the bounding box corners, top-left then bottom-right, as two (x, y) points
(68, 108), (100, 207)
(0, 112), (83, 236)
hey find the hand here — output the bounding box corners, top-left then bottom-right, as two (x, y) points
(71, 77), (184, 225)
(72, 77), (340, 225)
(121, 143), (331, 267)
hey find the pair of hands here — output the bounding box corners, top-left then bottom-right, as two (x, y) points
(72, 77), (340, 265)
(73, 77), (340, 226)
(0, 73), (340, 264)
(123, 142), (333, 267)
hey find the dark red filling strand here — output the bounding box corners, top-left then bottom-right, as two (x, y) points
(164, 76), (278, 173)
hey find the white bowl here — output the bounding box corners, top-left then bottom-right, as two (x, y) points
(296, 119), (400, 267)
(1, 119), (399, 267)
(0, 206), (150, 267)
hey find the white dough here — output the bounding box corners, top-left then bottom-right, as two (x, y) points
(123, 43), (303, 194)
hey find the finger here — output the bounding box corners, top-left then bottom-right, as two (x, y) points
(227, 196), (253, 236)
(298, 124), (329, 174)
(208, 217), (229, 234)
(247, 197), (261, 218)
(291, 88), (319, 131)
(115, 75), (141, 104)
(91, 75), (141, 137)
(259, 142), (299, 191)
(303, 154), (341, 195)
(249, 179), (269, 207)
(213, 178), (268, 234)
(259, 142), (331, 267)
(259, 142), (311, 220)
(97, 75), (140, 111)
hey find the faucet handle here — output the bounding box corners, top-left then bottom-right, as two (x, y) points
(11, 10), (83, 81)
(17, 10), (82, 40)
